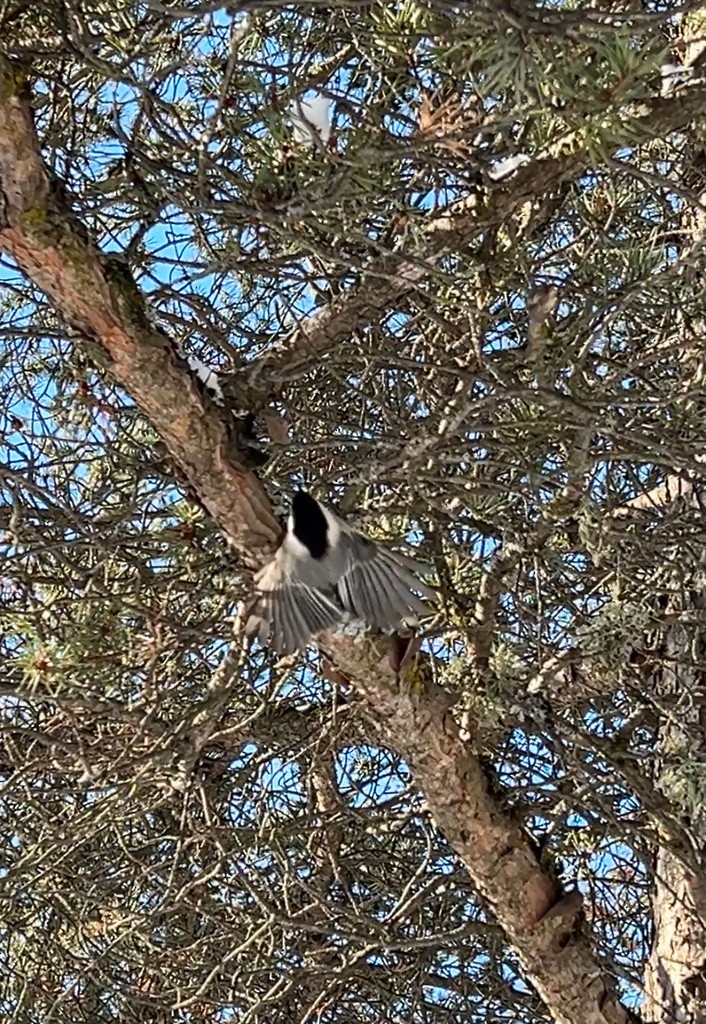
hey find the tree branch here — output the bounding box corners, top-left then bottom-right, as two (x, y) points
(0, 56), (279, 570)
(0, 58), (638, 1024)
(326, 634), (637, 1024)
(248, 86), (706, 388)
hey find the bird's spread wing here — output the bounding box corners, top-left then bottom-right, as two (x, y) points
(336, 534), (435, 631)
(247, 556), (342, 653)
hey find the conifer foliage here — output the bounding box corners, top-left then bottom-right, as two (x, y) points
(0, 3), (705, 1023)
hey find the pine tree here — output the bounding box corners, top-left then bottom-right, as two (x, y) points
(1, 3), (705, 1022)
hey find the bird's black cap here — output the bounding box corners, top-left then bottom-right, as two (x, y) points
(291, 490), (329, 560)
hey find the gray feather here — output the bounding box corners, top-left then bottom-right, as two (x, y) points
(250, 557), (342, 653)
(337, 534), (435, 631)
(249, 496), (436, 653)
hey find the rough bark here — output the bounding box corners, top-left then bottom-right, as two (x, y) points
(642, 12), (706, 1020)
(327, 635), (635, 1024)
(0, 59), (279, 571)
(641, 586), (706, 1024)
(644, 842), (706, 1024)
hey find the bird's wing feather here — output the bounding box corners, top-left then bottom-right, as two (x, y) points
(249, 555), (342, 653)
(337, 534), (435, 630)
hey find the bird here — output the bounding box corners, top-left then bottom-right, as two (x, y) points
(246, 490), (435, 654)
(290, 92), (332, 148)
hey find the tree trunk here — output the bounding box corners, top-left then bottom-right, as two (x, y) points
(642, 587), (706, 1024)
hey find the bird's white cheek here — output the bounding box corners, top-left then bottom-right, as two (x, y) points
(322, 509), (342, 548)
(283, 531), (312, 559)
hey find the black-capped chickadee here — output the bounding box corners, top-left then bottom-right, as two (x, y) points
(246, 490), (435, 653)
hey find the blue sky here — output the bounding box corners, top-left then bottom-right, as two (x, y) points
(0, 5), (675, 1015)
